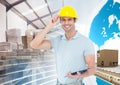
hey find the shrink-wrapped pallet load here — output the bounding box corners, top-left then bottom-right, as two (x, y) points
(6, 29), (22, 43)
(0, 42), (17, 51)
(6, 28), (23, 49)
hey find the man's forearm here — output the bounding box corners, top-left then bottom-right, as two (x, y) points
(30, 14), (59, 49)
(30, 25), (52, 49)
(81, 67), (96, 78)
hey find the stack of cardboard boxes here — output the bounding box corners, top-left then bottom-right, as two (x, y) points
(97, 49), (118, 67)
(0, 28), (35, 52)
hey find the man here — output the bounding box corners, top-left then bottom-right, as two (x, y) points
(30, 6), (96, 85)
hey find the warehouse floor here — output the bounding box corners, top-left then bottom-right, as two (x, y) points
(0, 50), (117, 85)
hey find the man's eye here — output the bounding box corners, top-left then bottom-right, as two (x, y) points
(68, 19), (72, 21)
(62, 19), (65, 22)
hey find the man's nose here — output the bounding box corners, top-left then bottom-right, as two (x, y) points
(65, 20), (69, 24)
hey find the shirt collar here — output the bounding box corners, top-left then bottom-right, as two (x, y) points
(61, 31), (81, 40)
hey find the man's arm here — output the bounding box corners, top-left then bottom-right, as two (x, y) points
(30, 15), (60, 50)
(83, 54), (96, 77)
(30, 26), (52, 50)
(67, 54), (96, 78)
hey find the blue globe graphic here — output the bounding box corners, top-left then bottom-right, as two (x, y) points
(89, 0), (120, 47)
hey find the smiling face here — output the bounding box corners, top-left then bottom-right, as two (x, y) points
(60, 17), (76, 33)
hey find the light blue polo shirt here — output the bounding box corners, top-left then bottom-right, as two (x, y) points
(50, 32), (95, 84)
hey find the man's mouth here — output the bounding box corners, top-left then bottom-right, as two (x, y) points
(64, 25), (71, 29)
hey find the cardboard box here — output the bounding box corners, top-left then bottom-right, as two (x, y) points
(26, 36), (33, 49)
(25, 29), (35, 49)
(97, 49), (118, 67)
(22, 36), (27, 48)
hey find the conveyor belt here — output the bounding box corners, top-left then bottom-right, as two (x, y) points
(96, 66), (120, 85)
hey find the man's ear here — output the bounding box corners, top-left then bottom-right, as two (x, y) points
(74, 18), (78, 22)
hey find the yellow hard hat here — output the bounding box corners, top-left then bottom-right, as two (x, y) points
(59, 6), (78, 19)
